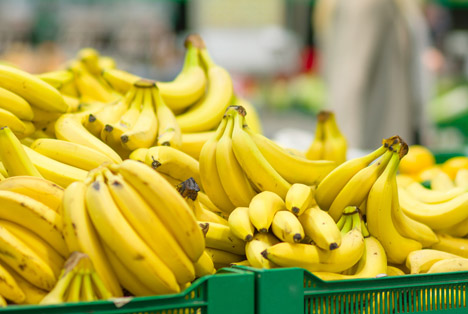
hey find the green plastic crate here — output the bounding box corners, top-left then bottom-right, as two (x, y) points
(234, 266), (468, 314)
(0, 267), (254, 314)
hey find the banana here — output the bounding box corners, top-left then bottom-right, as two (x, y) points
(66, 269), (82, 302)
(390, 180), (439, 247)
(39, 266), (75, 304)
(153, 84), (182, 148)
(37, 70), (74, 89)
(78, 48), (102, 76)
(113, 159), (205, 262)
(80, 270), (95, 302)
(103, 169), (195, 284)
(0, 64), (68, 112)
(0, 262), (25, 303)
(103, 245), (155, 297)
(305, 116), (325, 160)
(199, 191), (224, 214)
(101, 68), (140, 94)
(231, 260), (251, 266)
(204, 247), (245, 269)
(312, 236), (387, 280)
(201, 221), (246, 255)
(189, 197), (228, 226)
(455, 169), (468, 188)
(406, 249), (460, 274)
(30, 105), (60, 123)
(299, 206), (341, 250)
(427, 257), (468, 273)
(194, 250), (215, 278)
(216, 114), (257, 207)
(386, 266), (405, 276)
(176, 47), (233, 133)
(0, 220), (64, 278)
(430, 233), (468, 258)
(62, 181), (122, 297)
(4, 264), (47, 304)
(235, 97), (263, 134)
(271, 210), (304, 243)
(431, 171), (455, 191)
(404, 181), (466, 204)
(129, 147), (148, 162)
(69, 62), (115, 103)
(285, 183), (315, 216)
(0, 126), (42, 177)
(120, 85), (158, 150)
(249, 191), (286, 233)
(181, 131), (215, 160)
(20, 121), (36, 138)
(55, 113), (122, 163)
(0, 108), (27, 134)
(231, 107), (291, 198)
(438, 215), (468, 237)
(0, 190), (68, 258)
(396, 174), (416, 188)
(366, 151), (422, 264)
(145, 145), (201, 186)
(398, 185), (468, 230)
(228, 207), (255, 242)
(31, 138), (116, 171)
(0, 86), (33, 120)
(85, 173), (180, 294)
(321, 111), (347, 164)
(328, 149), (393, 221)
(315, 145), (387, 212)
(23, 145), (88, 188)
(245, 232), (279, 269)
(199, 118), (236, 213)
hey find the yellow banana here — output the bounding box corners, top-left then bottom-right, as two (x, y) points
(216, 114), (257, 207)
(285, 183), (315, 216)
(0, 86), (33, 120)
(69, 62), (115, 103)
(0, 126), (42, 177)
(5, 264), (47, 304)
(245, 232), (279, 269)
(0, 108), (27, 135)
(144, 145), (200, 186)
(315, 145), (387, 212)
(30, 106), (61, 123)
(406, 249), (460, 274)
(188, 196), (228, 226)
(153, 85), (182, 148)
(194, 250), (215, 278)
(455, 169), (468, 188)
(235, 97), (262, 134)
(199, 118), (235, 213)
(0, 190), (68, 258)
(438, 214), (468, 237)
(39, 267), (76, 304)
(181, 131), (215, 160)
(129, 147), (148, 162)
(113, 159), (205, 263)
(228, 207), (255, 242)
(427, 257), (468, 273)
(31, 138), (116, 171)
(431, 171), (455, 191)
(248, 191), (286, 233)
(202, 221), (246, 255)
(271, 210), (304, 243)
(62, 181), (122, 297)
(85, 173), (180, 294)
(66, 269), (82, 302)
(386, 266), (405, 276)
(176, 47), (233, 133)
(299, 206), (341, 250)
(204, 248), (245, 269)
(103, 169), (195, 285)
(404, 182), (466, 204)
(37, 70), (74, 89)
(430, 233), (468, 258)
(0, 64), (68, 112)
(0, 262), (25, 303)
(328, 149), (393, 221)
(366, 151), (422, 264)
(305, 115), (325, 160)
(321, 111), (347, 164)
(101, 68), (139, 94)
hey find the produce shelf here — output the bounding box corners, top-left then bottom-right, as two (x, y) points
(233, 265), (468, 314)
(0, 267), (254, 314)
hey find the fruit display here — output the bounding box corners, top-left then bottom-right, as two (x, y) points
(1, 32), (468, 310)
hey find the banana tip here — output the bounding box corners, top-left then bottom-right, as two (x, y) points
(293, 234), (303, 242)
(245, 234), (253, 242)
(329, 243), (339, 250)
(292, 207), (300, 214)
(259, 228), (268, 233)
(260, 250), (268, 259)
(185, 34), (206, 49)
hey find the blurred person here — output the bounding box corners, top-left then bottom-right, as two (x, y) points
(313, 0), (434, 150)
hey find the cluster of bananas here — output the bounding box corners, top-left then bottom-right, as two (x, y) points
(306, 111), (347, 164)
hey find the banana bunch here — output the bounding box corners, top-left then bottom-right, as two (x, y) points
(40, 252), (112, 305)
(305, 111), (347, 164)
(200, 105), (336, 213)
(62, 160), (205, 297)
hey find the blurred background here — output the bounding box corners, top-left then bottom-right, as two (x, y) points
(1, 0), (468, 155)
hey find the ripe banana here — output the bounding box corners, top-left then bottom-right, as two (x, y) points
(0, 262), (25, 303)
(113, 159), (205, 263)
(0, 86), (33, 121)
(4, 264), (47, 304)
(235, 97), (263, 134)
(216, 114), (256, 207)
(31, 138), (116, 171)
(228, 207), (255, 242)
(321, 111), (347, 164)
(194, 250), (215, 278)
(305, 116), (325, 160)
(101, 68), (140, 95)
(455, 169), (468, 188)
(366, 151), (422, 264)
(201, 221), (246, 255)
(69, 62), (115, 103)
(404, 182), (466, 204)
(299, 206), (341, 250)
(431, 171), (455, 191)
(129, 147), (148, 162)
(427, 257), (468, 273)
(188, 196), (228, 226)
(0, 64), (68, 113)
(176, 45), (233, 133)
(204, 248), (245, 269)
(271, 210), (304, 243)
(181, 131), (215, 160)
(199, 118), (235, 213)
(249, 191), (286, 233)
(386, 266), (405, 276)
(406, 249), (460, 274)
(315, 145), (387, 212)
(85, 173), (180, 294)
(144, 145), (201, 187)
(285, 183), (315, 216)
(327, 149), (393, 221)
(153, 87), (182, 148)
(103, 169), (195, 285)
(245, 232), (279, 269)
(430, 233), (468, 258)
(37, 70), (74, 89)
(0, 108), (28, 135)
(62, 181), (123, 297)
